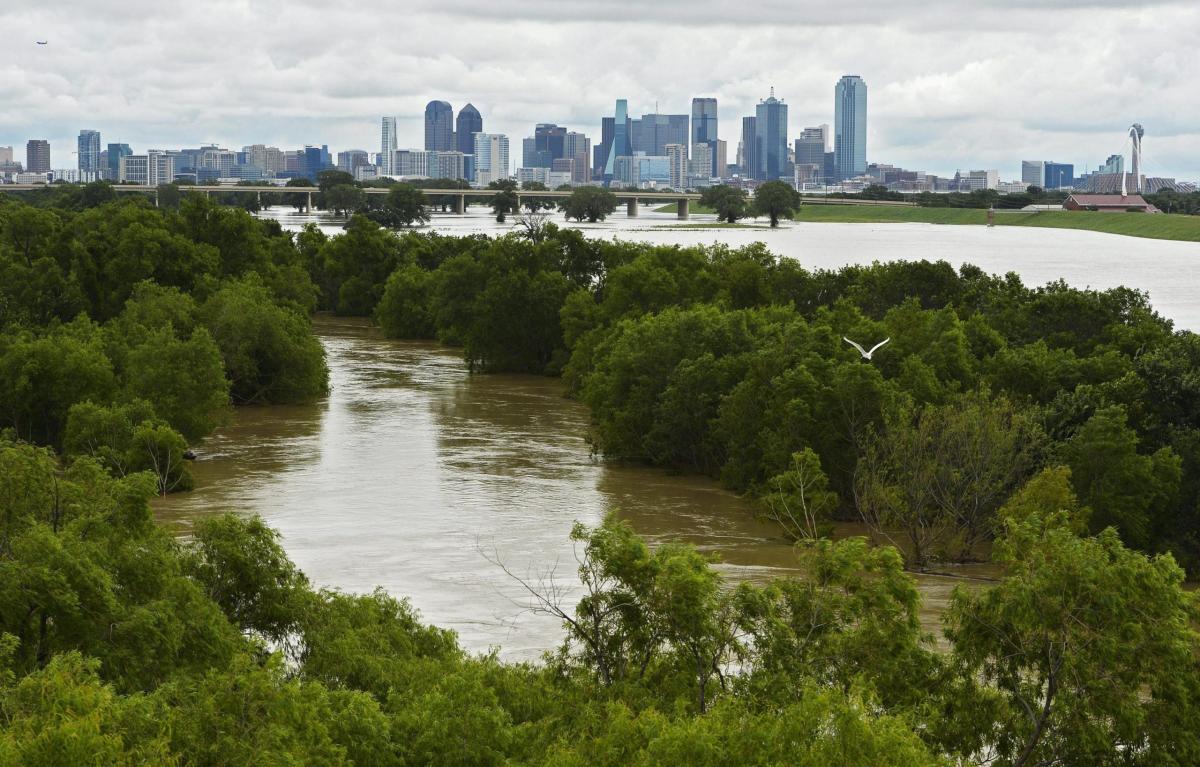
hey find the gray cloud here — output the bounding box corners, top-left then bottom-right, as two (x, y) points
(1, 0), (1196, 180)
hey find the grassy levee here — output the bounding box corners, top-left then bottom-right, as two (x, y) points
(653, 202), (717, 214)
(795, 205), (1200, 242)
(656, 200), (1200, 241)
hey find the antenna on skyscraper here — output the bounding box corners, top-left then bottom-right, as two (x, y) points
(770, 86), (775, 98)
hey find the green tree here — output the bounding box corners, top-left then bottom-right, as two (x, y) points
(186, 514), (310, 643)
(700, 185), (749, 224)
(375, 264), (436, 338)
(0, 319), (117, 447)
(560, 187), (618, 223)
(324, 184), (365, 217)
(761, 448), (839, 540)
(488, 179), (519, 223)
(121, 326), (230, 441)
(284, 177), (314, 212)
(365, 185), (430, 229)
(520, 181), (556, 213)
(199, 278), (329, 404)
(945, 518), (1200, 766)
(63, 401), (193, 493)
(752, 180), (801, 227)
(737, 537), (937, 710)
(1063, 405), (1180, 549)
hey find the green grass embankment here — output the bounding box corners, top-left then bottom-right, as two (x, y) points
(652, 202), (716, 214)
(655, 202), (1200, 242)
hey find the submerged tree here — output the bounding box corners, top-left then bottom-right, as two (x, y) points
(751, 180), (801, 227)
(560, 187), (618, 223)
(700, 185), (749, 224)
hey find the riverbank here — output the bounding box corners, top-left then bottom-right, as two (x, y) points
(653, 202), (1200, 242)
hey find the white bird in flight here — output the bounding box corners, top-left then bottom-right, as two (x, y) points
(844, 337), (890, 360)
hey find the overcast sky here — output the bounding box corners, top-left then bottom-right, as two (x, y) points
(2, 0), (1196, 180)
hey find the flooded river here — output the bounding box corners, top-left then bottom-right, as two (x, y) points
(158, 317), (995, 659)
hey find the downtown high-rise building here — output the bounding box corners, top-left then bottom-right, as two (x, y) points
(691, 97), (719, 176)
(603, 99), (631, 184)
(424, 101), (454, 152)
(1021, 161), (1045, 187)
(77, 130), (101, 177)
(666, 143), (687, 189)
(337, 150), (370, 174)
(381, 117), (398, 173)
(633, 113), (689, 157)
(243, 144), (286, 176)
(714, 139), (729, 178)
(107, 143), (132, 179)
(795, 125), (830, 183)
(455, 104), (482, 156)
(26, 140), (50, 173)
(834, 75), (867, 181)
(740, 116), (758, 178)
(474, 133), (510, 186)
(754, 90), (788, 181)
(689, 142), (713, 181)
(563, 131), (591, 183)
(1044, 162), (1074, 189)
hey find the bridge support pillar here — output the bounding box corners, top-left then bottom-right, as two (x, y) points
(627, 198), (638, 217)
(455, 194), (465, 214)
(306, 192), (313, 212)
(256, 191), (262, 209)
(677, 198), (689, 220)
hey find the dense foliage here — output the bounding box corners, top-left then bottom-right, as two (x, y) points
(1, 440), (1197, 765)
(4, 186), (1200, 762)
(0, 192), (329, 490)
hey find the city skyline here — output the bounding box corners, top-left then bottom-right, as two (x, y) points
(1, 0), (1197, 180)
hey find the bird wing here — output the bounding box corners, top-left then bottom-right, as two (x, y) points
(868, 338), (891, 355)
(843, 337), (868, 356)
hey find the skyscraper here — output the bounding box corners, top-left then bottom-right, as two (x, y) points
(714, 139), (729, 178)
(26, 140), (50, 173)
(834, 75), (867, 181)
(1043, 162), (1074, 190)
(666, 144), (687, 189)
(456, 104), (482, 156)
(740, 116), (758, 178)
(633, 113), (689, 157)
(107, 143), (132, 179)
(603, 100), (631, 184)
(1021, 160), (1045, 187)
(564, 131), (591, 183)
(424, 101), (454, 152)
(474, 133), (510, 186)
(77, 130), (101, 177)
(595, 116), (614, 178)
(691, 98), (718, 175)
(381, 117), (397, 174)
(795, 125), (830, 183)
(754, 89), (787, 181)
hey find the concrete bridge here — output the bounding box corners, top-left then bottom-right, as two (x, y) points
(0, 183), (703, 219)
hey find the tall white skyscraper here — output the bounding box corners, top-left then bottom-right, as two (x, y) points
(473, 133), (510, 186)
(666, 143), (687, 189)
(380, 117), (397, 174)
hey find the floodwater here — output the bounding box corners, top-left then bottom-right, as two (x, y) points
(262, 206), (1200, 331)
(157, 317), (996, 660)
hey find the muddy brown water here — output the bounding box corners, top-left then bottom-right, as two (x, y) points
(156, 316), (999, 659)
